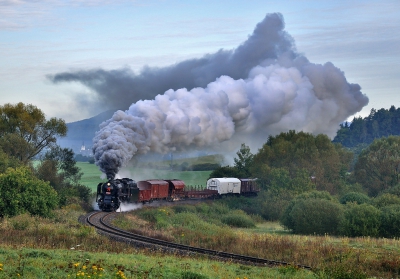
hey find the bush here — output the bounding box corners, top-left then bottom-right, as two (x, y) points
(340, 192), (370, 205)
(221, 212), (255, 228)
(373, 193), (400, 208)
(339, 203), (381, 237)
(280, 191), (336, 230)
(0, 167), (58, 217)
(282, 198), (344, 235)
(380, 205), (400, 238)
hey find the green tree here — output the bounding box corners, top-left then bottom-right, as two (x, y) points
(282, 198), (344, 235)
(0, 102), (67, 163)
(0, 167), (58, 217)
(233, 143), (254, 177)
(380, 205), (400, 237)
(340, 192), (370, 205)
(339, 203), (381, 237)
(353, 136), (400, 196)
(35, 147), (90, 204)
(250, 131), (352, 194)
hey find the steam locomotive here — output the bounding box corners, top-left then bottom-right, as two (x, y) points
(96, 177), (259, 212)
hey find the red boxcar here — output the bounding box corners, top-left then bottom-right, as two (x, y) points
(166, 179), (186, 200)
(137, 180), (169, 202)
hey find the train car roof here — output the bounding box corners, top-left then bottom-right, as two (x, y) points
(138, 179), (169, 185)
(207, 177), (241, 183)
(166, 179), (185, 189)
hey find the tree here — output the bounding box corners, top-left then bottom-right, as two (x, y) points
(339, 203), (381, 237)
(282, 198), (344, 235)
(250, 131), (353, 194)
(35, 146), (90, 204)
(0, 102), (67, 163)
(0, 167), (58, 217)
(234, 143), (254, 177)
(353, 136), (400, 196)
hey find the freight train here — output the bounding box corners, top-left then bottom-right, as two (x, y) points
(96, 177), (259, 212)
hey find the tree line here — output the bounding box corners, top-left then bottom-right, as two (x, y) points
(333, 106), (400, 148)
(0, 102), (91, 218)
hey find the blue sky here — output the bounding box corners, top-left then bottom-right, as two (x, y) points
(1, 0), (399, 123)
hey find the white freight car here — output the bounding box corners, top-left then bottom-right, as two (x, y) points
(206, 177), (241, 195)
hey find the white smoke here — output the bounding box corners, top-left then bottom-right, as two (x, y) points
(92, 14), (368, 179)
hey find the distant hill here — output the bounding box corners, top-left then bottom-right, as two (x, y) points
(58, 110), (115, 153)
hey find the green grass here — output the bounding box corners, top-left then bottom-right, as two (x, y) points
(77, 162), (212, 192)
(0, 206), (316, 279)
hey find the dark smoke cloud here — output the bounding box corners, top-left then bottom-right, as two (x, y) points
(51, 13), (369, 179)
(48, 13), (294, 111)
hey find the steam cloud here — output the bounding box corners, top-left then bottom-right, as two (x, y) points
(52, 13), (369, 179)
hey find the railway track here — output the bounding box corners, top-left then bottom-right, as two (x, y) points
(85, 211), (312, 269)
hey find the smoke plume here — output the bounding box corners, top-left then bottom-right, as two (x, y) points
(88, 13), (369, 179)
(48, 13), (294, 111)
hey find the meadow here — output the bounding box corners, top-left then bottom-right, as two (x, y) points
(0, 205), (315, 279)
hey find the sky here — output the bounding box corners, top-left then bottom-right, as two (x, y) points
(1, 0), (399, 124)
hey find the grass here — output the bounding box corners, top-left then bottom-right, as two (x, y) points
(113, 201), (400, 279)
(0, 205), (315, 279)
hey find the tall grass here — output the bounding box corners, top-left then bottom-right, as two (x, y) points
(114, 200), (400, 279)
(0, 204), (315, 279)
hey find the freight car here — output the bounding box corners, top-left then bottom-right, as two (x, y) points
(96, 177), (259, 211)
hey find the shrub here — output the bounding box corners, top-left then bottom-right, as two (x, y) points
(280, 191), (336, 230)
(373, 193), (400, 208)
(340, 192), (370, 205)
(379, 205), (400, 238)
(0, 167), (58, 217)
(9, 213), (32, 230)
(221, 212), (255, 228)
(339, 203), (381, 237)
(283, 198), (344, 235)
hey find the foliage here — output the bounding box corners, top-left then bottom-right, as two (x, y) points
(339, 192), (370, 205)
(250, 131), (353, 194)
(0, 148), (20, 174)
(379, 204), (400, 238)
(333, 106), (400, 148)
(280, 191), (336, 231)
(372, 193), (400, 208)
(353, 136), (400, 196)
(208, 165), (242, 179)
(339, 203), (381, 237)
(0, 102), (66, 163)
(0, 167), (58, 217)
(220, 211), (256, 228)
(281, 198), (344, 235)
(234, 143), (254, 177)
(35, 146), (91, 205)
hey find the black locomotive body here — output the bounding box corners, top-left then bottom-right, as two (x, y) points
(96, 178), (138, 211)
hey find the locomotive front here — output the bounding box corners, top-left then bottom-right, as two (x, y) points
(96, 178), (138, 211)
(96, 180), (120, 211)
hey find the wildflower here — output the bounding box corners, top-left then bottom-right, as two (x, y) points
(74, 263), (80, 267)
